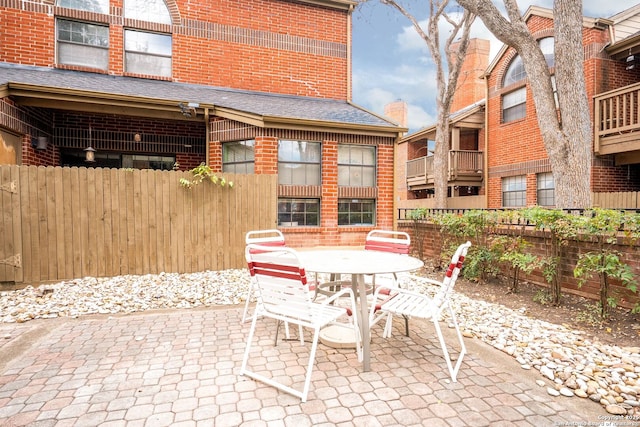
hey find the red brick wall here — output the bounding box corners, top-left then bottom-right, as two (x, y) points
(0, 0), (350, 100)
(399, 222), (640, 308)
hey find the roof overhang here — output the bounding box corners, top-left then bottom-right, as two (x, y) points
(607, 33), (640, 61)
(399, 103), (485, 144)
(295, 0), (357, 11)
(5, 82), (404, 138)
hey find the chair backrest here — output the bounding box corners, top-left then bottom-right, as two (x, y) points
(245, 229), (286, 246)
(364, 230), (411, 255)
(245, 244), (314, 321)
(432, 241), (472, 307)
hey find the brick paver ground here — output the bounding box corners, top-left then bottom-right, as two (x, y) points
(0, 306), (608, 426)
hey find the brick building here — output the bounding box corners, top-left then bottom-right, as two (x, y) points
(0, 0), (405, 246)
(399, 5), (640, 210)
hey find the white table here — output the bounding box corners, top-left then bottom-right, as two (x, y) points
(298, 249), (424, 371)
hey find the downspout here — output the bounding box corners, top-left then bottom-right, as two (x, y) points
(347, 4), (354, 101)
(483, 74), (489, 208)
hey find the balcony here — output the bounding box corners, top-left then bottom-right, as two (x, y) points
(594, 82), (640, 164)
(406, 150), (484, 190)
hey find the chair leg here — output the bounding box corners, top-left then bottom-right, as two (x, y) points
(432, 307), (467, 382)
(242, 284), (254, 323)
(300, 328), (321, 403)
(240, 313), (259, 374)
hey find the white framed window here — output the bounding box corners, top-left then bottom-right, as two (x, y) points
(537, 172), (555, 206)
(338, 199), (375, 226)
(124, 0), (171, 24)
(56, 19), (109, 70)
(124, 30), (172, 77)
(502, 175), (526, 207)
(338, 144), (375, 187)
(277, 140), (321, 185)
(502, 87), (526, 123)
(222, 140), (255, 174)
(278, 198), (319, 226)
(503, 55), (526, 86)
(58, 0), (108, 13)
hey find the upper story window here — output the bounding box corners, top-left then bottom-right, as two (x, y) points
(125, 0), (171, 24)
(539, 37), (555, 68)
(55, 0), (172, 76)
(502, 87), (526, 123)
(58, 0), (108, 13)
(338, 144), (375, 187)
(503, 55), (526, 87)
(278, 140), (321, 185)
(503, 37), (554, 87)
(223, 140), (255, 174)
(56, 19), (109, 70)
(124, 30), (172, 77)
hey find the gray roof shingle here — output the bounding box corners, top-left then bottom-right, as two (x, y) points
(0, 62), (397, 129)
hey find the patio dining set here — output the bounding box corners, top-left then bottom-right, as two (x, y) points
(240, 228), (472, 402)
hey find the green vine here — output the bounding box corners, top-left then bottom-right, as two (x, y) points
(179, 163), (234, 189)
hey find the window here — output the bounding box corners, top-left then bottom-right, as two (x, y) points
(338, 199), (375, 226)
(539, 37), (555, 68)
(122, 154), (175, 170)
(124, 0), (171, 24)
(338, 144), (375, 187)
(278, 198), (319, 226)
(502, 87), (526, 123)
(124, 30), (172, 77)
(502, 175), (526, 207)
(223, 140), (255, 174)
(56, 19), (109, 69)
(58, 0), (108, 13)
(537, 172), (555, 206)
(278, 140), (321, 185)
(503, 55), (526, 86)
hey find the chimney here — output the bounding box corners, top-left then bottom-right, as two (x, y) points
(384, 100), (408, 129)
(449, 38), (490, 112)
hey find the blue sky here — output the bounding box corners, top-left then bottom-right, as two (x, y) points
(351, 0), (639, 132)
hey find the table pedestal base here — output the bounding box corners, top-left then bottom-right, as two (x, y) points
(319, 325), (358, 349)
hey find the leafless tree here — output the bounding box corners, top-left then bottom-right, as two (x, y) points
(365, 0), (475, 208)
(456, 0), (591, 208)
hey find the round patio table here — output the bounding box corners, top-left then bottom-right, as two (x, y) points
(298, 249), (424, 372)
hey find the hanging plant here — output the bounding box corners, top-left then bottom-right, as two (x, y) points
(179, 163), (234, 189)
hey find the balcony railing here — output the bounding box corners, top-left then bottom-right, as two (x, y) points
(594, 81), (640, 156)
(406, 150), (484, 189)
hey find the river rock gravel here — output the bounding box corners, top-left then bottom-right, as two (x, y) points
(1, 269), (638, 417)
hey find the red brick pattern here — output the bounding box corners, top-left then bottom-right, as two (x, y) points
(0, 0), (349, 99)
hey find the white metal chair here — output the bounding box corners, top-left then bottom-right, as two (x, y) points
(241, 244), (362, 402)
(364, 229), (412, 335)
(368, 241), (471, 382)
(243, 229), (286, 323)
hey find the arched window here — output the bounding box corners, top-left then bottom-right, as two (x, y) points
(501, 37), (555, 123)
(58, 0), (109, 14)
(124, 0), (171, 24)
(503, 55), (526, 87)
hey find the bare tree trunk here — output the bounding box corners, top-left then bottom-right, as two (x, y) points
(376, 0), (475, 209)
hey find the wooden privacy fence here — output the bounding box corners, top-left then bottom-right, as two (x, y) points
(0, 165), (277, 286)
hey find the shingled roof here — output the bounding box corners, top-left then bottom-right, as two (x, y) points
(0, 63), (402, 134)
